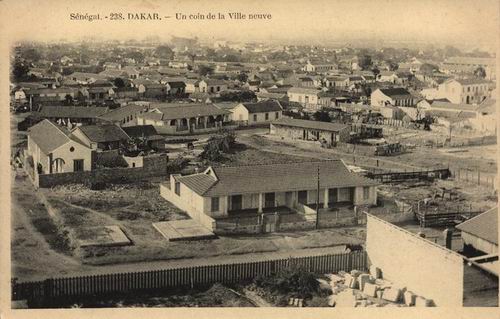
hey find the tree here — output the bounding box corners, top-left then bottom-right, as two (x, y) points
(218, 90), (255, 102)
(371, 67), (380, 77)
(237, 72), (248, 83)
(474, 66), (487, 79)
(64, 94), (73, 106)
(357, 54), (373, 70)
(155, 45), (174, 60)
(313, 111), (331, 122)
(387, 61), (399, 71)
(198, 64), (214, 77)
(125, 51), (145, 63)
(12, 61), (29, 81)
(113, 77), (126, 88)
(419, 63), (439, 74)
(200, 130), (236, 161)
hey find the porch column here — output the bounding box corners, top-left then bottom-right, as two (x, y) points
(204, 116), (208, 128)
(258, 193), (263, 213)
(223, 196), (229, 215)
(323, 188), (329, 209)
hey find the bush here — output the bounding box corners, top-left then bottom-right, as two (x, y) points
(200, 130), (236, 161)
(253, 263), (320, 299)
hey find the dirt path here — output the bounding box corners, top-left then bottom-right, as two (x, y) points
(242, 288), (273, 307)
(11, 169), (91, 279)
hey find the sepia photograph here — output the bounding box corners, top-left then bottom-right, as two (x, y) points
(1, 0), (498, 315)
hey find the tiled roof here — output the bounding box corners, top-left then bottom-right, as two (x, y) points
(272, 118), (348, 132)
(28, 120), (72, 154)
(98, 104), (149, 122)
(147, 104), (229, 120)
(430, 101), (479, 112)
(452, 78), (492, 86)
(34, 105), (109, 119)
(456, 207), (498, 244)
(176, 173), (217, 195)
(378, 88), (412, 97)
(179, 160), (378, 197)
(76, 124), (130, 143)
(240, 100), (283, 113)
(288, 87), (321, 95)
(122, 125), (159, 138)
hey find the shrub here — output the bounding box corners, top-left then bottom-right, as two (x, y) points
(200, 130), (236, 161)
(253, 263), (320, 299)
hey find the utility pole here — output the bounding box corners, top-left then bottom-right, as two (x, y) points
(316, 166), (320, 229)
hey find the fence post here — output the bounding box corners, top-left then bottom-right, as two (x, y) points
(478, 170), (480, 185)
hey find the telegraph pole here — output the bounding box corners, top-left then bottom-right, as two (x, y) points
(316, 166), (320, 229)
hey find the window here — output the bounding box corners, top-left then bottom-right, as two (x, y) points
(253, 114), (257, 122)
(265, 113), (269, 120)
(211, 197), (219, 212)
(275, 112), (279, 119)
(174, 182), (181, 195)
(73, 159), (84, 172)
(363, 186), (370, 200)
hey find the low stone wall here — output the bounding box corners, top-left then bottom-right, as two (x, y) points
(215, 224), (261, 235)
(318, 216), (358, 228)
(279, 220), (316, 231)
(38, 154), (168, 188)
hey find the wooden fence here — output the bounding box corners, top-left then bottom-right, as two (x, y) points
(12, 250), (367, 306)
(365, 168), (451, 183)
(414, 210), (484, 228)
(449, 168), (497, 190)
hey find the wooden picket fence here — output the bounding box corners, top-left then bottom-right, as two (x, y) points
(12, 250), (367, 305)
(365, 168), (451, 183)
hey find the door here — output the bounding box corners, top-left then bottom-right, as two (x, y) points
(328, 188), (338, 204)
(73, 159), (84, 172)
(298, 190), (308, 205)
(230, 195), (242, 211)
(264, 192), (275, 208)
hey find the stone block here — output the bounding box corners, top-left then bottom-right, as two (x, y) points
(349, 277), (359, 289)
(415, 296), (433, 307)
(357, 274), (373, 291)
(350, 269), (363, 278)
(317, 278), (331, 291)
(335, 290), (357, 307)
(376, 290), (384, 299)
(363, 283), (378, 297)
(327, 274), (344, 284)
(370, 265), (382, 279)
(404, 291), (416, 306)
(383, 287), (402, 303)
(327, 295), (336, 307)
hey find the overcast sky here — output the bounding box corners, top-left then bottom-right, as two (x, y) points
(2, 0), (498, 50)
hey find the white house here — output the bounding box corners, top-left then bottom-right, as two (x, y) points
(287, 87), (321, 111)
(437, 78), (491, 105)
(27, 120), (93, 174)
(232, 100), (283, 125)
(160, 160), (378, 228)
(371, 88), (415, 107)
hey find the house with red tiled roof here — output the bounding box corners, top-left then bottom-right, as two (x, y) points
(160, 160), (378, 226)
